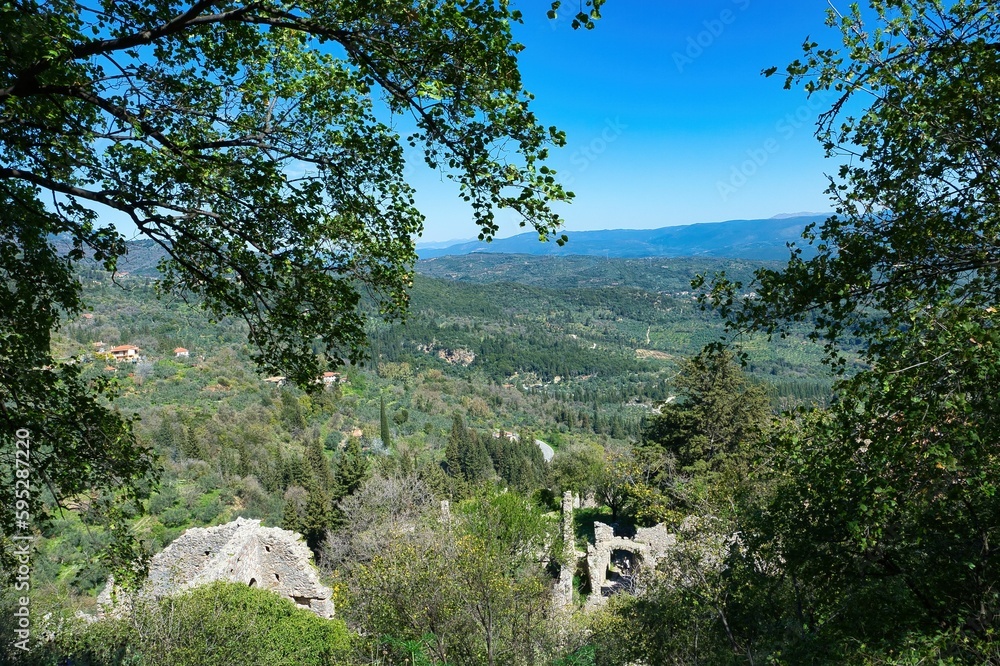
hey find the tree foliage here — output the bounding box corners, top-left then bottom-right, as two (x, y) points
(345, 487), (555, 666)
(0, 0), (598, 570)
(695, 1), (1000, 661)
(643, 350), (770, 474)
(2, 0), (586, 383)
(0, 197), (156, 579)
(3, 581), (351, 665)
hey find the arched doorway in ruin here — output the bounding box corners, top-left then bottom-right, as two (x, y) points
(603, 548), (643, 596)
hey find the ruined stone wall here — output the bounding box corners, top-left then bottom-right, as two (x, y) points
(99, 517), (334, 618)
(552, 491), (576, 611)
(584, 521), (676, 607)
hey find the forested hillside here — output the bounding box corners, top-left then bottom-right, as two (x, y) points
(4, 0), (997, 664)
(3, 252), (840, 662)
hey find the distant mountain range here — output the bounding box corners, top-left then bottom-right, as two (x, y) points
(417, 214), (831, 260)
(55, 213), (831, 272)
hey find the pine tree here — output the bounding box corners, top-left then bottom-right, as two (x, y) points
(303, 431), (333, 491)
(333, 437), (368, 500)
(418, 461), (453, 500)
(181, 424), (200, 459)
(281, 496), (303, 534)
(329, 437), (369, 529)
(461, 431), (493, 483)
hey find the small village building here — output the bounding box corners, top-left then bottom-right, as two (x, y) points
(321, 371), (341, 385)
(174, 347), (190, 358)
(263, 376), (287, 387)
(92, 342), (106, 353)
(109, 344), (140, 362)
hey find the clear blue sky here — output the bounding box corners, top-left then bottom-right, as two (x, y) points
(102, 1), (847, 243)
(414, 0), (844, 242)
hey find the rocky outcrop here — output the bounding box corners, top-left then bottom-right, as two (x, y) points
(436, 347), (475, 366)
(99, 517), (333, 618)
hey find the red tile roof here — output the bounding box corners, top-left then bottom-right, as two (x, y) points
(109, 345), (140, 353)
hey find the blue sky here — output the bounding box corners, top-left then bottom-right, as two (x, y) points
(102, 1), (850, 243)
(413, 0), (845, 242)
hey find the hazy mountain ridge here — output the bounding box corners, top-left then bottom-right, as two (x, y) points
(417, 214), (830, 260)
(54, 214), (829, 271)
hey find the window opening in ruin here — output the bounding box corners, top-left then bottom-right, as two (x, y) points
(249, 578), (257, 587)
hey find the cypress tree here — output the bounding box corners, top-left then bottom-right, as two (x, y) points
(333, 437), (369, 500)
(445, 413), (466, 478)
(379, 394), (392, 448)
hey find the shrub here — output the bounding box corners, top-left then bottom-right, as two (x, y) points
(159, 506), (189, 528)
(193, 497), (222, 524)
(5, 582), (352, 666)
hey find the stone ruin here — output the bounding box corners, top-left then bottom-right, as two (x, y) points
(585, 521), (674, 606)
(552, 492), (576, 611)
(99, 517), (334, 618)
(552, 492), (677, 610)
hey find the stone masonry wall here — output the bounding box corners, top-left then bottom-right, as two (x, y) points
(99, 517), (334, 618)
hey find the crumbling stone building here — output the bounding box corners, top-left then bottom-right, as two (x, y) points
(585, 521), (674, 606)
(552, 495), (677, 610)
(99, 517), (334, 618)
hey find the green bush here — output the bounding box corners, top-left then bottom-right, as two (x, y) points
(193, 496), (222, 523)
(148, 487), (179, 515)
(5, 582), (352, 666)
(135, 582), (352, 665)
(159, 506), (189, 528)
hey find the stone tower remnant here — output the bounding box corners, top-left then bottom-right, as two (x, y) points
(552, 491), (576, 610)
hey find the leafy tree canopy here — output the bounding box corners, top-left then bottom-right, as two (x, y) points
(701, 0), (1000, 366)
(698, 0), (1000, 658)
(0, 0), (602, 570)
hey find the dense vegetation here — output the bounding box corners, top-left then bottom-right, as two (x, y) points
(4, 0), (999, 664)
(2, 581), (352, 665)
(0, 250), (834, 664)
(0, 0), (600, 580)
